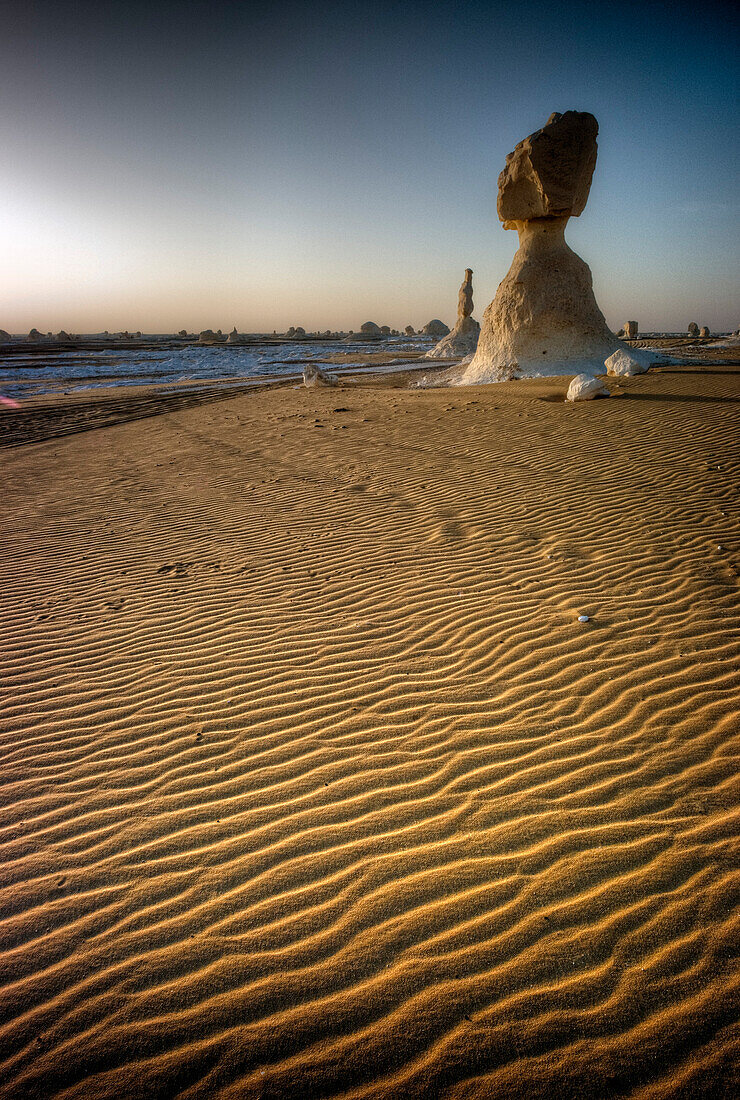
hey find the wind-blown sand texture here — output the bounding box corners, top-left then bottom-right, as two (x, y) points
(1, 359), (739, 1099)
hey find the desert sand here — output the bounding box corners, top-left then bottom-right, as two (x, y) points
(0, 355), (738, 1099)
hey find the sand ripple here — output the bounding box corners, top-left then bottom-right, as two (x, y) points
(0, 363), (738, 1098)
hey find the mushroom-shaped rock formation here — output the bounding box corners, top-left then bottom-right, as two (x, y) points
(699, 326), (710, 337)
(566, 374), (610, 402)
(361, 321), (381, 335)
(422, 319), (450, 337)
(623, 321), (638, 339)
(426, 269), (480, 359)
(688, 322), (699, 337)
(460, 111), (651, 383)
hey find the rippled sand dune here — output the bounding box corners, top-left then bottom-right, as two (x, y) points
(1, 361), (738, 1099)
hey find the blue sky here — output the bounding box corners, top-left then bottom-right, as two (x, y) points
(1, 0), (738, 332)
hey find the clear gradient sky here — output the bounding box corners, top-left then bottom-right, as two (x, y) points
(1, 0), (738, 333)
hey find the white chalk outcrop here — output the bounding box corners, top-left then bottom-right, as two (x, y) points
(699, 326), (710, 337)
(426, 269), (480, 359)
(605, 349), (649, 377)
(459, 111), (653, 384)
(688, 322), (699, 337)
(623, 321), (638, 339)
(423, 319), (450, 337)
(566, 374), (610, 402)
(303, 364), (338, 387)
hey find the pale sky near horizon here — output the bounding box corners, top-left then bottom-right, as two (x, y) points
(1, 0), (738, 334)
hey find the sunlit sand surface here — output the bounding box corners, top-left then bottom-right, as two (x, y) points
(1, 357), (738, 1098)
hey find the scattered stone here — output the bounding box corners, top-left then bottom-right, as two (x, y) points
(605, 348), (649, 376)
(303, 364), (338, 387)
(578, 614), (590, 623)
(426, 269), (480, 359)
(565, 374), (609, 402)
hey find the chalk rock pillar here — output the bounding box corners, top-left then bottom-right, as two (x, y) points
(624, 321), (638, 339)
(460, 111), (635, 383)
(426, 268), (481, 358)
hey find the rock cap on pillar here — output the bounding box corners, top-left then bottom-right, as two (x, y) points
(497, 111), (599, 228)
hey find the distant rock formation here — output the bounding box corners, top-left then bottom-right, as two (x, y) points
(0, 329), (12, 342)
(426, 269), (480, 359)
(460, 111), (650, 383)
(27, 328), (44, 342)
(605, 349), (649, 376)
(380, 325), (391, 336)
(286, 326), (306, 338)
(623, 321), (638, 339)
(226, 327), (242, 344)
(303, 364), (338, 387)
(199, 329), (218, 343)
(687, 322), (699, 337)
(56, 330), (72, 342)
(699, 326), (710, 337)
(566, 374), (610, 402)
(342, 321), (383, 343)
(405, 325), (415, 336)
(422, 319), (450, 337)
